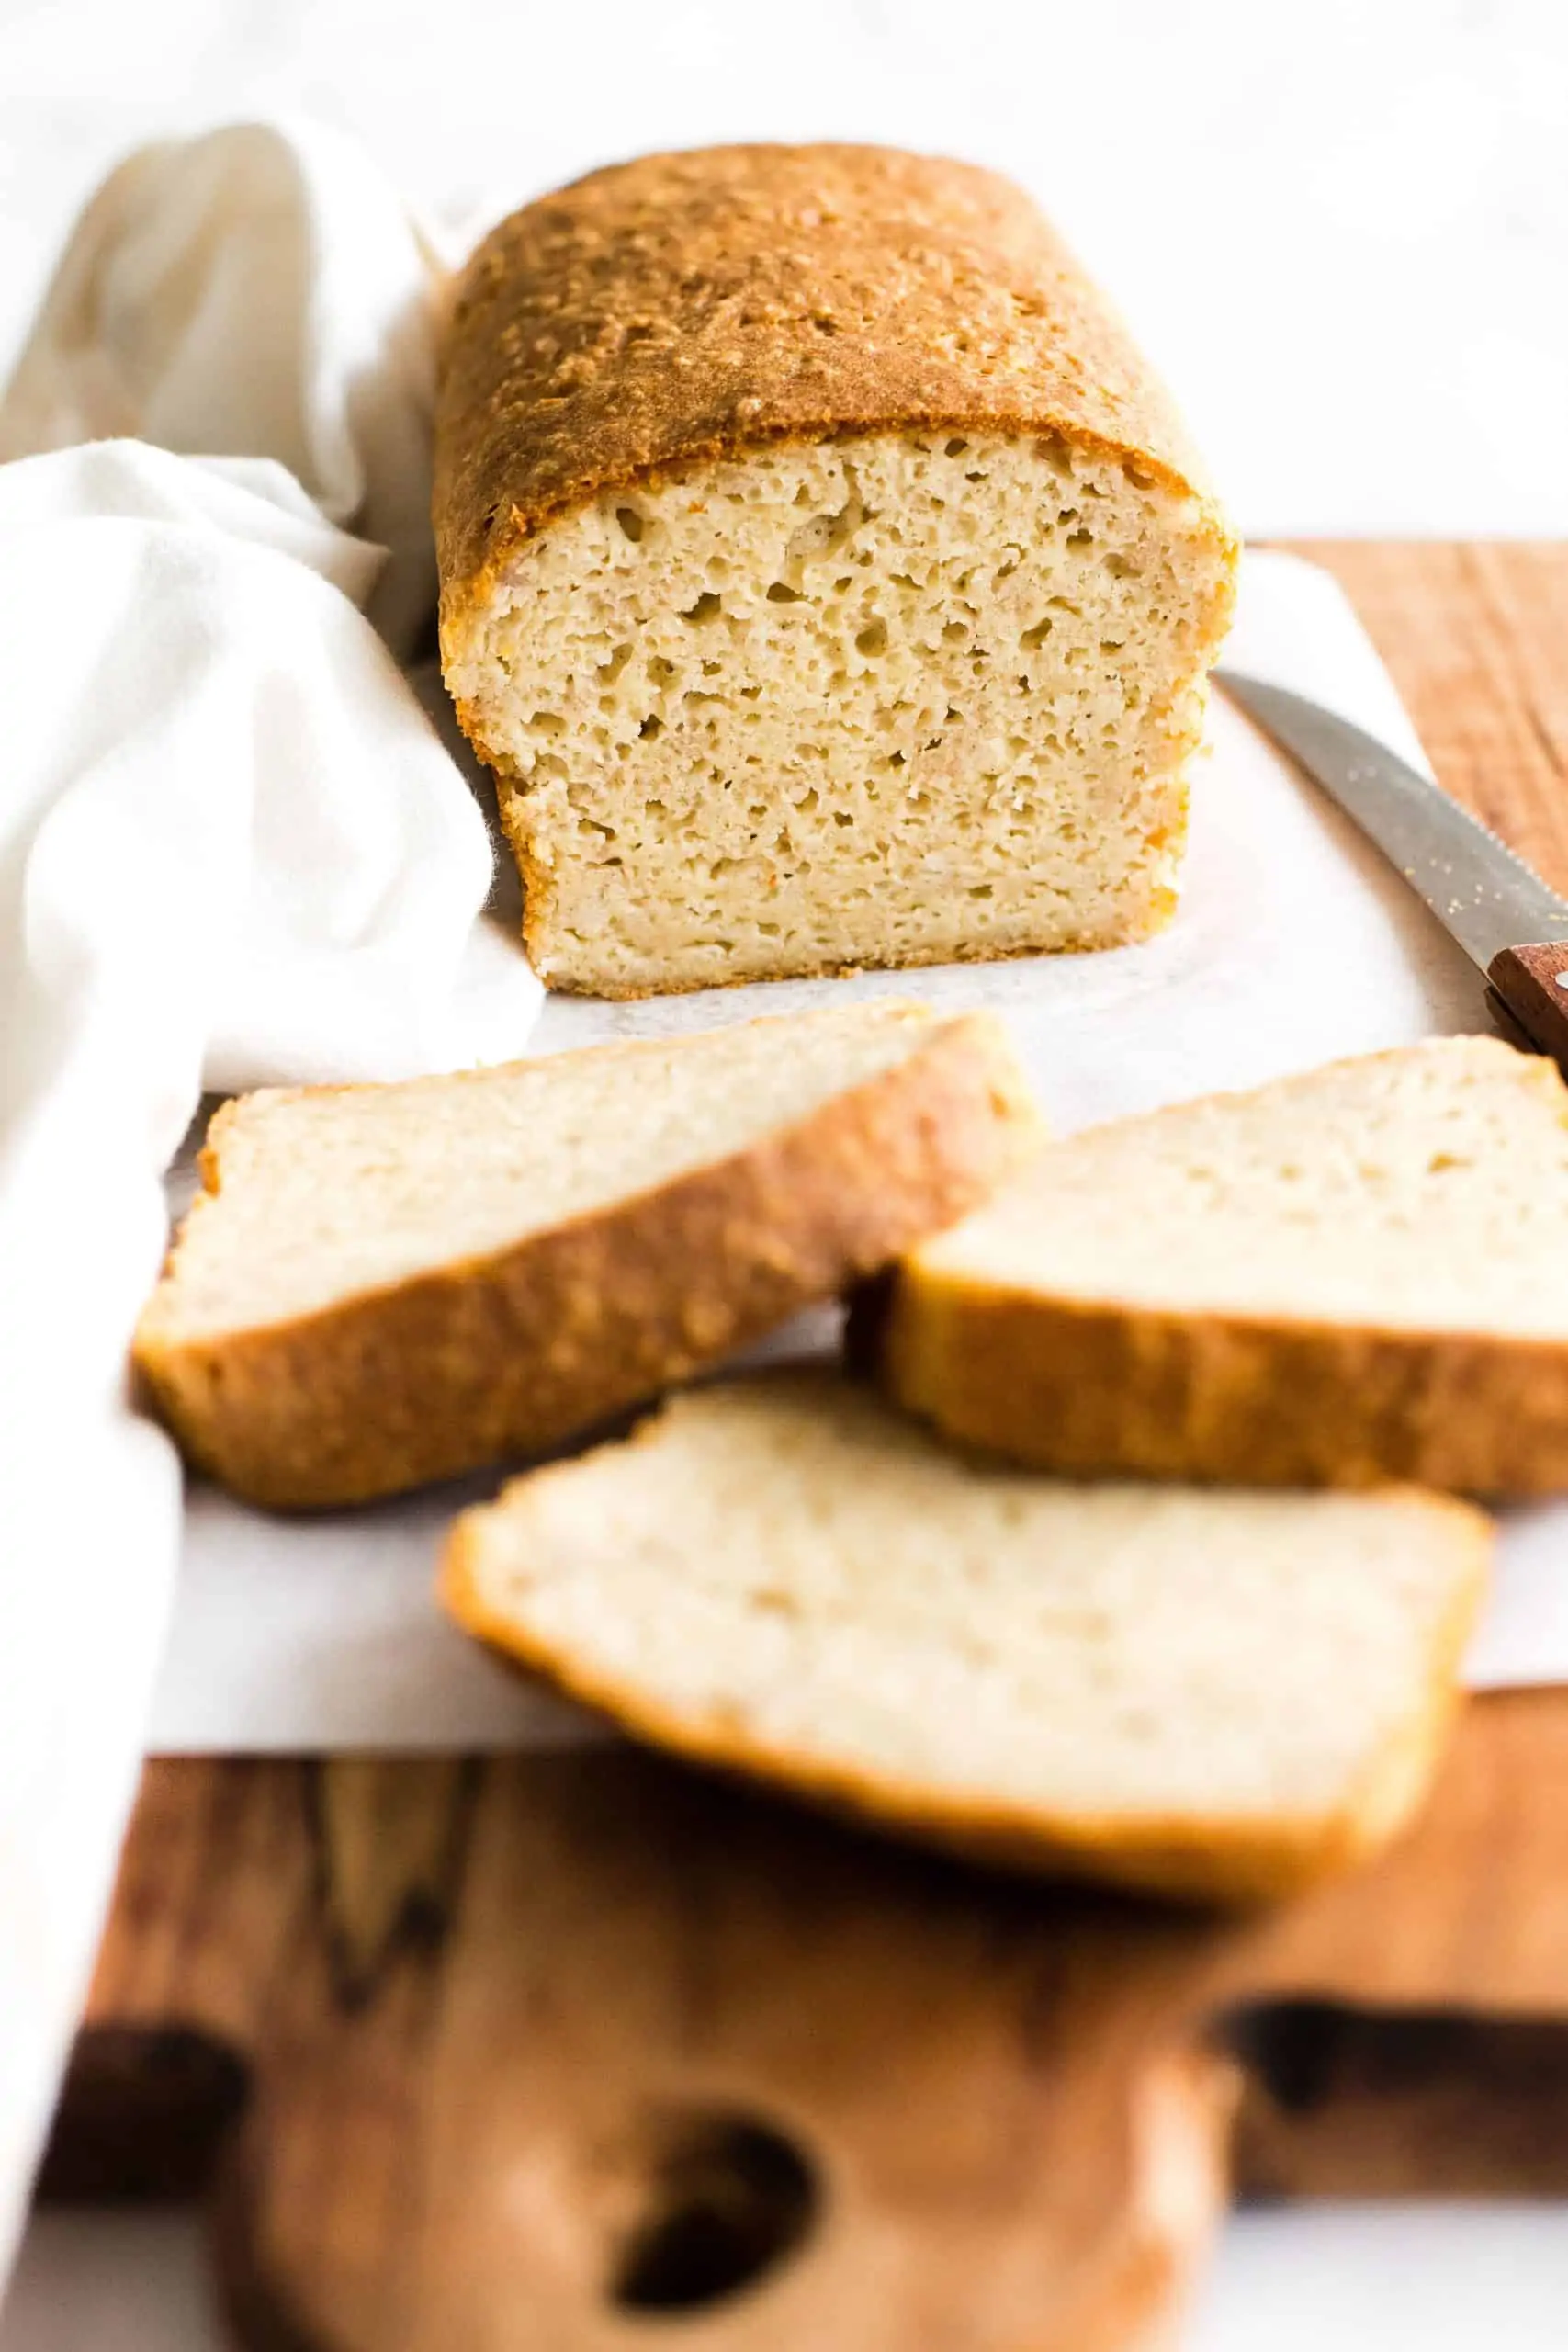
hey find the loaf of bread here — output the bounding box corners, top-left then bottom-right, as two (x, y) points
(871, 1035), (1568, 1493)
(441, 1372), (1488, 1904)
(434, 144), (1237, 996)
(133, 1001), (1036, 1510)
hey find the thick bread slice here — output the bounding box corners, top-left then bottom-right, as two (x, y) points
(441, 1372), (1488, 1905)
(134, 1002), (1036, 1510)
(874, 1035), (1568, 1495)
(435, 144), (1236, 996)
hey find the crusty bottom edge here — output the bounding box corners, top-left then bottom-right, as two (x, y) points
(439, 1498), (1486, 1911)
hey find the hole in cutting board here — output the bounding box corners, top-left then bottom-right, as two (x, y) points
(608, 2111), (818, 2315)
(1219, 2000), (1568, 2198)
(38, 2026), (250, 2203)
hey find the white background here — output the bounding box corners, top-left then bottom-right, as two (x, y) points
(5, 0), (1568, 2342)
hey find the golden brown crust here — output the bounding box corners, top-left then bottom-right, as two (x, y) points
(434, 142), (1232, 644)
(873, 1274), (1568, 1497)
(441, 1455), (1488, 1909)
(133, 1014), (1037, 1511)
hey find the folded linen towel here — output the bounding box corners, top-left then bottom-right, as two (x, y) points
(0, 120), (541, 2278)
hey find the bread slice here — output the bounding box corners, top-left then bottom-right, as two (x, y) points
(872, 1035), (1568, 1495)
(441, 1371), (1488, 1904)
(133, 1001), (1036, 1510)
(434, 144), (1237, 996)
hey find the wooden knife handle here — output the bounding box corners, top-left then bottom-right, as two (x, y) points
(1487, 944), (1568, 1074)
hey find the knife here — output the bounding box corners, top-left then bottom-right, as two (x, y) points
(1217, 670), (1568, 1072)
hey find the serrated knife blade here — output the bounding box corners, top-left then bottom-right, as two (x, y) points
(1218, 669), (1568, 1072)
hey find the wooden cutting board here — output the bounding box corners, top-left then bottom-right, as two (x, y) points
(42, 544), (1568, 2352)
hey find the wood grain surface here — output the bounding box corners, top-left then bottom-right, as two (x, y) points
(49, 1752), (1240, 2352)
(1298, 541), (1568, 887)
(43, 544), (1568, 2351)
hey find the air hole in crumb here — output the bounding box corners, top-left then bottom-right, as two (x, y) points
(681, 593), (722, 623)
(942, 621), (968, 644)
(767, 582), (802, 603)
(639, 716), (663, 740)
(1066, 527), (1093, 549)
(944, 437), (969, 458)
(751, 1587), (802, 1615)
(615, 507), (644, 543)
(855, 620), (888, 657)
(969, 884), (994, 899)
(1021, 619), (1053, 650)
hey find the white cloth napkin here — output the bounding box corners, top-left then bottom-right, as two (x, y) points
(0, 123), (540, 2278)
(0, 118), (449, 653)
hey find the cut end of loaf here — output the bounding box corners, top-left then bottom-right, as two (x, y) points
(442, 1372), (1489, 1905)
(444, 430), (1235, 996)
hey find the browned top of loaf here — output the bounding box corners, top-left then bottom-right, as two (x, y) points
(434, 142), (1222, 621)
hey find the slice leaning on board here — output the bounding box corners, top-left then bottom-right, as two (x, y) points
(868, 1035), (1568, 1495)
(133, 1000), (1036, 1510)
(441, 1370), (1488, 1905)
